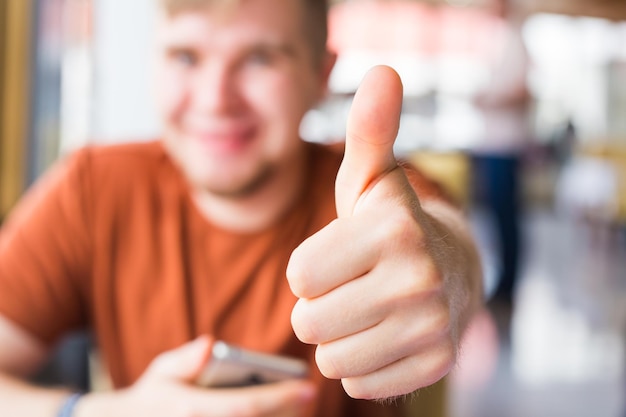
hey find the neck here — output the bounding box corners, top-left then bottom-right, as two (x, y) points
(191, 145), (310, 233)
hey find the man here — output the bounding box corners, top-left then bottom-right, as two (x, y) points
(467, 0), (530, 324)
(0, 0), (482, 415)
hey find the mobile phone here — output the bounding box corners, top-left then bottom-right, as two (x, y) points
(196, 340), (309, 387)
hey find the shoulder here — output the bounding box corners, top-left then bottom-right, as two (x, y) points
(63, 140), (178, 191)
(51, 140), (183, 216)
(75, 140), (167, 173)
(0, 142), (167, 226)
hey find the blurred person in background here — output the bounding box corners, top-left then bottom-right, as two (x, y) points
(469, 0), (531, 330)
(0, 0), (482, 416)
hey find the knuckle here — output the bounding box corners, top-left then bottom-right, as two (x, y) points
(397, 272), (424, 302)
(430, 302), (452, 334)
(377, 213), (448, 301)
(403, 299), (452, 350)
(381, 208), (422, 246)
(392, 263), (440, 306)
(421, 257), (444, 291)
(399, 259), (444, 303)
(424, 340), (456, 385)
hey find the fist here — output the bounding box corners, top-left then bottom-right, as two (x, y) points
(287, 66), (462, 400)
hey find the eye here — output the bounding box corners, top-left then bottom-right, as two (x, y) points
(246, 49), (274, 66)
(169, 48), (199, 67)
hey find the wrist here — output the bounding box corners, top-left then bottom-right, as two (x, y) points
(72, 391), (122, 417)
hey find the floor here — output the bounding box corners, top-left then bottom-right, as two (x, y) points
(449, 207), (626, 417)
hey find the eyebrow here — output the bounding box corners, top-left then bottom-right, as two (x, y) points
(162, 33), (301, 57)
(243, 40), (299, 58)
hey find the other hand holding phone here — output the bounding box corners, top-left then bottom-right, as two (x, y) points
(73, 337), (316, 417)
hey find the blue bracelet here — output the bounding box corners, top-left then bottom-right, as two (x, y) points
(57, 393), (84, 417)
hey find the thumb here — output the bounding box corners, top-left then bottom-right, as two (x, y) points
(336, 65), (403, 218)
(145, 335), (213, 382)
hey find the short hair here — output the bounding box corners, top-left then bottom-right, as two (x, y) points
(158, 0), (329, 67)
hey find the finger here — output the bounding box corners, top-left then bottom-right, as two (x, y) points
(313, 295), (451, 379)
(290, 276), (384, 346)
(286, 217), (379, 299)
(288, 200), (427, 299)
(336, 65), (403, 218)
(146, 336), (213, 382)
(291, 244), (441, 346)
(194, 379), (317, 417)
(339, 339), (456, 400)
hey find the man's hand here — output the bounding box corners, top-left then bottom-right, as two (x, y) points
(75, 337), (316, 417)
(287, 66), (481, 400)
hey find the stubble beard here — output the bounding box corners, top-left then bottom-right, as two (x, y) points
(193, 162), (276, 200)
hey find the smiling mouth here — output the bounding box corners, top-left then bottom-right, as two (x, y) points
(189, 125), (257, 155)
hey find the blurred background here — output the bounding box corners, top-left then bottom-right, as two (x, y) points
(1, 0), (625, 415)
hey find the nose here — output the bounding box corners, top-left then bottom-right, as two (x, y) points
(193, 62), (243, 115)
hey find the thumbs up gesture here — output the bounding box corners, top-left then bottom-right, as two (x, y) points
(287, 66), (482, 400)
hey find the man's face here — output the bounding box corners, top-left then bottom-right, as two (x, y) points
(155, 0), (330, 197)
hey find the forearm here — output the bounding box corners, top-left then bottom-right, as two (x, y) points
(0, 372), (71, 416)
(0, 372), (129, 417)
(74, 390), (125, 417)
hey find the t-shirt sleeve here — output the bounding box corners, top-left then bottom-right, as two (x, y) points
(0, 148), (93, 346)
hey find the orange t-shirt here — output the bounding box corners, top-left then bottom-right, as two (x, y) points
(0, 140), (447, 417)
